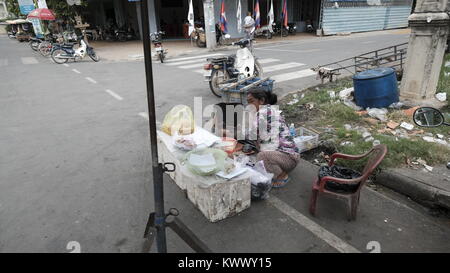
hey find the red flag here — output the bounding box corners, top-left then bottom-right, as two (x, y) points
(282, 0), (288, 28)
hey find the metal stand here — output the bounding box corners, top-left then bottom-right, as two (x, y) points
(139, 0), (211, 253)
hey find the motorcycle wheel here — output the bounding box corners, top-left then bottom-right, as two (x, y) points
(159, 52), (165, 63)
(266, 32), (273, 39)
(209, 69), (230, 98)
(196, 38), (206, 48)
(30, 41), (39, 51)
(88, 49), (100, 62)
(281, 29), (289, 37)
(51, 49), (69, 64)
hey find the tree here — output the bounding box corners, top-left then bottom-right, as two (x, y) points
(46, 0), (87, 20)
(5, 0), (20, 18)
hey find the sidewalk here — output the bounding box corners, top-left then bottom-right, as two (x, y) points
(155, 158), (450, 253)
(91, 28), (411, 63)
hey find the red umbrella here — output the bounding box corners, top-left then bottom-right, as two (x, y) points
(27, 8), (56, 21)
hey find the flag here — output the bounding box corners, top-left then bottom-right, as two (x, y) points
(268, 0), (274, 32)
(282, 0), (288, 28)
(187, 0), (194, 36)
(236, 0), (242, 33)
(220, 0), (228, 33)
(254, 0), (260, 29)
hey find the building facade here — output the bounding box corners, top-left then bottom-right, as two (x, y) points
(80, 0), (415, 41)
(0, 0), (8, 20)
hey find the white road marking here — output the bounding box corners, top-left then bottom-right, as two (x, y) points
(271, 69), (316, 83)
(105, 89), (123, 101)
(257, 58), (280, 64)
(264, 62), (305, 73)
(256, 48), (321, 53)
(0, 59), (8, 66)
(178, 63), (205, 69)
(72, 69), (81, 74)
(268, 196), (360, 253)
(63, 64), (70, 67)
(194, 69), (204, 74)
(138, 112), (149, 120)
(166, 53), (224, 63)
(20, 57), (38, 64)
(85, 77), (97, 84)
(362, 41), (375, 44)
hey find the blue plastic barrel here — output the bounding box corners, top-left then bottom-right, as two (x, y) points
(353, 67), (399, 109)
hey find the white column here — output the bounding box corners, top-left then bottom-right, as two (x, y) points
(400, 0), (450, 106)
(203, 0), (216, 49)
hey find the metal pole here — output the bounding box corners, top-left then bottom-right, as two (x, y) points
(140, 0), (167, 253)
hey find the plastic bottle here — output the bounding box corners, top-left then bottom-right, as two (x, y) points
(289, 123), (296, 137)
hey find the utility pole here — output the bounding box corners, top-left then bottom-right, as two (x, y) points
(203, 0), (216, 49)
(400, 0), (449, 107)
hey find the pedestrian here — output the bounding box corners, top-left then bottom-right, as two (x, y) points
(244, 87), (300, 188)
(243, 11), (255, 40)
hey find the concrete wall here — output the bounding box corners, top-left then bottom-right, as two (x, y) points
(0, 0), (8, 20)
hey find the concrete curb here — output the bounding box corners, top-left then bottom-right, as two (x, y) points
(375, 169), (450, 210)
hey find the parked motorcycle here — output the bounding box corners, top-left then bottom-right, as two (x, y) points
(254, 24), (273, 39)
(151, 31), (167, 63)
(305, 19), (314, 33)
(203, 38), (263, 97)
(272, 22), (289, 37)
(215, 23), (231, 45)
(191, 27), (206, 48)
(51, 35), (99, 64)
(287, 23), (297, 35)
(115, 27), (136, 42)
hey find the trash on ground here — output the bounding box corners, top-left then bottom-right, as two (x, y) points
(247, 161), (274, 200)
(373, 140), (381, 146)
(387, 121), (400, 130)
(400, 122), (414, 131)
(343, 99), (362, 111)
(423, 136), (436, 143)
(435, 92), (447, 102)
(367, 107), (388, 121)
(328, 91), (336, 98)
(403, 106), (420, 117)
(287, 98), (299, 105)
(445, 61), (450, 68)
(437, 134), (444, 139)
(389, 102), (404, 109)
(344, 124), (352, 131)
(355, 110), (368, 116)
(341, 141), (354, 146)
(363, 117), (379, 125)
(339, 87), (354, 99)
(362, 131), (372, 139)
(424, 165), (434, 172)
(365, 136), (375, 142)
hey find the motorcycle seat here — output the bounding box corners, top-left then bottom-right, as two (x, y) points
(208, 56), (234, 62)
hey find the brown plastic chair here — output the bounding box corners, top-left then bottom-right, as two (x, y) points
(309, 144), (387, 221)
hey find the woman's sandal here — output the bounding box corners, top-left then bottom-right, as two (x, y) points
(272, 177), (290, 188)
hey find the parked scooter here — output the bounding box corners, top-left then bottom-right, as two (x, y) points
(203, 38), (263, 97)
(271, 22), (288, 37)
(51, 35), (99, 64)
(115, 26), (136, 42)
(151, 31), (167, 63)
(413, 107), (450, 168)
(191, 27), (207, 48)
(305, 19), (315, 33)
(254, 24), (273, 39)
(29, 37), (43, 51)
(287, 22), (297, 35)
(215, 23), (231, 45)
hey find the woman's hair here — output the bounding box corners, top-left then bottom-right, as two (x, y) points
(248, 87), (277, 105)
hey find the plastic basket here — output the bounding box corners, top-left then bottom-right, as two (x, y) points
(294, 127), (319, 153)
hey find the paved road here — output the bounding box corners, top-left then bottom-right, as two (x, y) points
(0, 32), (449, 253)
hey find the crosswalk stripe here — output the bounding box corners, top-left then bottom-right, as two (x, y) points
(178, 63), (204, 69)
(0, 59), (8, 67)
(21, 57), (38, 64)
(166, 53), (224, 63)
(270, 69), (316, 83)
(257, 58), (280, 64)
(264, 62), (305, 73)
(194, 69), (204, 74)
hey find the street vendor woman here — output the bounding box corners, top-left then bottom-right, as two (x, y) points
(243, 87), (300, 188)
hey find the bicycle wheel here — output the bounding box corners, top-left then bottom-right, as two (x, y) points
(39, 42), (52, 57)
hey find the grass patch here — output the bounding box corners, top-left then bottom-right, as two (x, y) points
(437, 53), (450, 105)
(279, 71), (450, 170)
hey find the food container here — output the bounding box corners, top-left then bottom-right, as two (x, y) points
(294, 127), (319, 153)
(215, 137), (237, 156)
